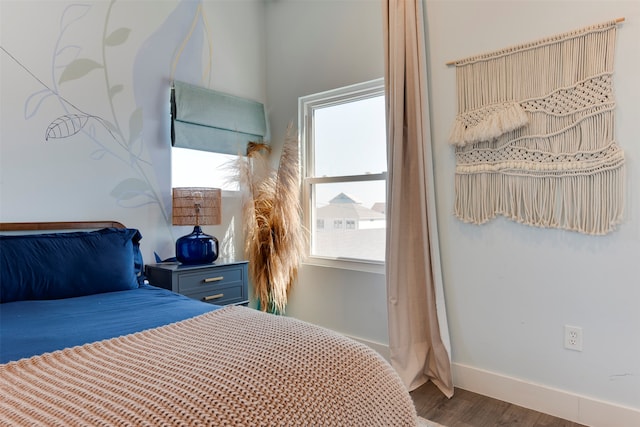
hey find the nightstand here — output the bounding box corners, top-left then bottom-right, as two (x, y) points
(145, 260), (249, 306)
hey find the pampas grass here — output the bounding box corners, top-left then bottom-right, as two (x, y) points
(234, 126), (305, 314)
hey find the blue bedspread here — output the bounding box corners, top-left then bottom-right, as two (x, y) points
(0, 284), (220, 363)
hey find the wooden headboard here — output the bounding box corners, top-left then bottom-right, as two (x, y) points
(0, 221), (126, 232)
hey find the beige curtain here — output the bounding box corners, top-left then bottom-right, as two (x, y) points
(383, 0), (453, 397)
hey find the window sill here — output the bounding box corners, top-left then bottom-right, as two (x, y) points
(302, 256), (385, 275)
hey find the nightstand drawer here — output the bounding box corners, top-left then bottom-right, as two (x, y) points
(177, 266), (244, 294)
(145, 260), (249, 307)
(184, 283), (245, 306)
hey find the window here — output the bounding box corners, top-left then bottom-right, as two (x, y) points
(171, 148), (239, 191)
(299, 79), (386, 268)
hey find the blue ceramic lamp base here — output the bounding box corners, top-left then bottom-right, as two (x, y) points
(175, 226), (219, 265)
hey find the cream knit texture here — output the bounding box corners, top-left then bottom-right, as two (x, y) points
(449, 20), (624, 235)
(0, 306), (418, 426)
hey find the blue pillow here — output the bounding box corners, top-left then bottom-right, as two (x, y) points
(0, 228), (145, 303)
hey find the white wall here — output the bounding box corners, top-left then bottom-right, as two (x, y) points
(264, 0), (389, 345)
(425, 0), (640, 417)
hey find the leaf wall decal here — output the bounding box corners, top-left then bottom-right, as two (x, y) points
(45, 114), (90, 140)
(60, 4), (91, 32)
(59, 58), (103, 84)
(102, 119), (118, 134)
(128, 107), (143, 146)
(105, 28), (131, 46)
(24, 89), (53, 119)
(90, 148), (108, 160)
(109, 84), (124, 99)
(110, 178), (150, 200)
(54, 45), (82, 68)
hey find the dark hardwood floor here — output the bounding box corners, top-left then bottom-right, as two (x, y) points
(411, 382), (587, 427)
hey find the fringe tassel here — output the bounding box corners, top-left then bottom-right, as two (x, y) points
(449, 102), (529, 146)
(454, 166), (625, 235)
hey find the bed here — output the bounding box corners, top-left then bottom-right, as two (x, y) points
(0, 221), (418, 426)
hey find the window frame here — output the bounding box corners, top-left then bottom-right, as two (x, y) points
(298, 78), (386, 273)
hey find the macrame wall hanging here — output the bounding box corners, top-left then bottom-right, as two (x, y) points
(447, 19), (625, 235)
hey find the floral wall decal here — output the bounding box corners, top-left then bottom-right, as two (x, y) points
(1, 0), (214, 225)
(45, 114), (91, 140)
(1, 0), (264, 264)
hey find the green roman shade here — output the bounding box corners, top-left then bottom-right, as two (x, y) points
(171, 81), (267, 156)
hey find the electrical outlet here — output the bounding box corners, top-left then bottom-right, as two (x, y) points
(564, 325), (583, 351)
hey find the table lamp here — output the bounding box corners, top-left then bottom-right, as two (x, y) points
(172, 187), (221, 264)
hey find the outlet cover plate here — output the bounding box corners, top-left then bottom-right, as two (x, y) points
(564, 325), (583, 351)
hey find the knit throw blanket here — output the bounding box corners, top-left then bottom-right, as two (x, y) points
(449, 20), (624, 235)
(0, 306), (417, 426)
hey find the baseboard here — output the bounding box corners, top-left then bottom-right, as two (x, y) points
(350, 340), (640, 426)
(348, 336), (391, 362)
(452, 363), (640, 427)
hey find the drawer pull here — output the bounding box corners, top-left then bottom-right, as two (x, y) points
(203, 276), (224, 283)
(203, 293), (224, 301)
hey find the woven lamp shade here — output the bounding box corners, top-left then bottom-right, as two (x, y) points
(172, 188), (222, 226)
